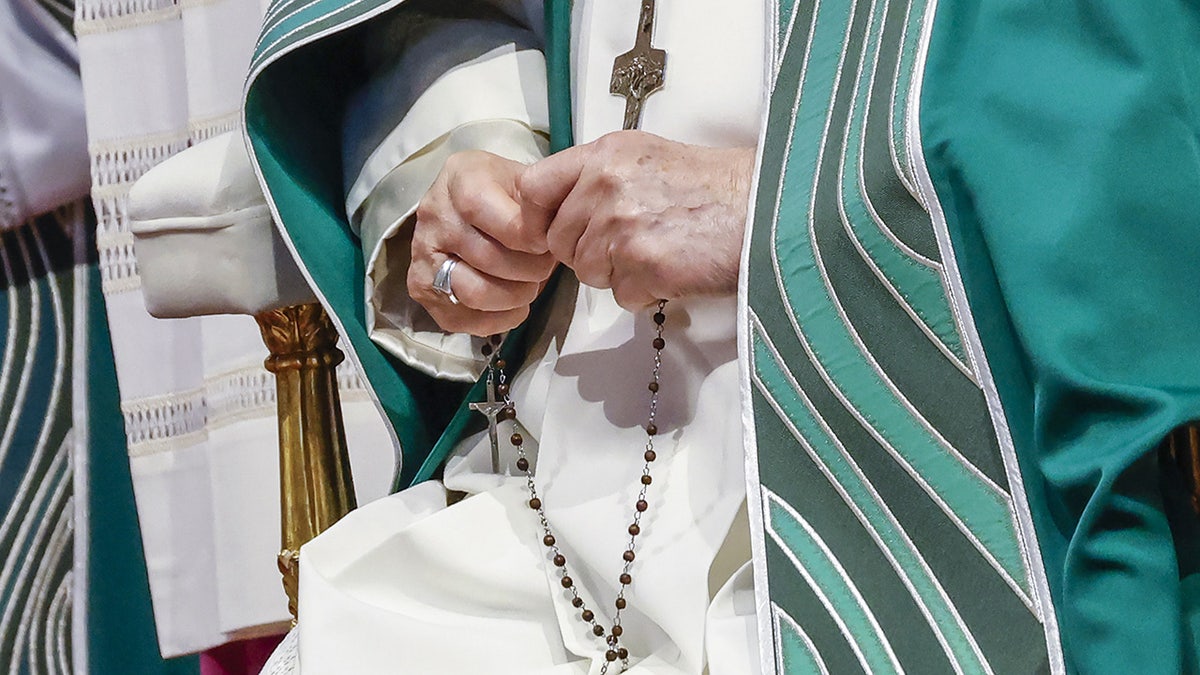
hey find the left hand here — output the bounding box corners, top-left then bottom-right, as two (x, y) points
(518, 131), (755, 310)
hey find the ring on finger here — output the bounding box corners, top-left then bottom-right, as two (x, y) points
(433, 257), (460, 305)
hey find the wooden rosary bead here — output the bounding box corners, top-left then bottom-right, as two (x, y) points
(646, 423), (657, 435)
(529, 498), (542, 509)
(554, 554), (566, 567)
(498, 383), (510, 397)
(544, 534), (556, 547)
(572, 597), (585, 608)
(615, 598), (627, 610)
(490, 334), (503, 346)
(628, 523), (640, 536)
(618, 648), (629, 660)
(644, 450), (656, 462)
(641, 474), (652, 485)
(561, 576), (573, 588)
(593, 625), (606, 637)
(636, 500), (648, 512)
(612, 625), (623, 637)
(653, 312), (665, 325)
(495, 359), (506, 370)
(517, 457), (530, 472)
(648, 381), (659, 392)
(606, 650), (618, 662)
(511, 432), (524, 446)
(582, 609), (595, 622)
(481, 343), (493, 356)
(652, 337), (665, 350)
(623, 550), (636, 562)
(619, 573), (632, 585)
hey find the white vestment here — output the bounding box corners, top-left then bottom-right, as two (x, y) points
(287, 2), (768, 673)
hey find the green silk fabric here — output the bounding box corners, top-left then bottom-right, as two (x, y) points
(921, 1), (1200, 672)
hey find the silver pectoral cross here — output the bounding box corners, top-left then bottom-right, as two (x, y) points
(469, 370), (509, 472)
(610, 0), (667, 130)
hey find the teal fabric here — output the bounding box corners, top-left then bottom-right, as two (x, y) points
(920, 1), (1200, 672)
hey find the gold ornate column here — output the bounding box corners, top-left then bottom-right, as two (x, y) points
(255, 302), (357, 620)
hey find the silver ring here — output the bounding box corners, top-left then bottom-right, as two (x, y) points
(433, 257), (460, 305)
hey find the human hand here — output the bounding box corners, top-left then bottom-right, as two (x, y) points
(519, 131), (755, 310)
(408, 150), (557, 336)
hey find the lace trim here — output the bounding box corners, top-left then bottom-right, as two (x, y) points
(89, 134), (188, 295)
(122, 388), (207, 449)
(188, 111), (241, 144)
(122, 360), (371, 453)
(75, 0), (177, 33)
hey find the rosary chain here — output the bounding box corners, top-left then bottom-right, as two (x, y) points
(483, 300), (668, 674)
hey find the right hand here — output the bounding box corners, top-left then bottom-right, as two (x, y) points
(408, 151), (557, 336)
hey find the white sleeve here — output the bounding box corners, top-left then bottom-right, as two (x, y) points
(343, 3), (551, 382)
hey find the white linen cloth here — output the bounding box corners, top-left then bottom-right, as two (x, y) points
(288, 1), (769, 672)
(74, 0), (394, 655)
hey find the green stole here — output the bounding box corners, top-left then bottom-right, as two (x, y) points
(747, 0), (1200, 672)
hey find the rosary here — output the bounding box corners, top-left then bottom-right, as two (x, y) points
(471, 2), (669, 670)
(474, 300), (667, 673)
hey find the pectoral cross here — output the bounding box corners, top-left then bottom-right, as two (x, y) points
(610, 0), (667, 130)
(469, 370), (509, 472)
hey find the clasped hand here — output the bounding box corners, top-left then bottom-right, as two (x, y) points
(408, 130), (754, 336)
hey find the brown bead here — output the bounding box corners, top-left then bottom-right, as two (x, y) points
(648, 381), (659, 392)
(529, 498), (542, 510)
(636, 500), (648, 512)
(490, 334), (503, 345)
(511, 432), (524, 446)
(561, 576), (573, 588)
(618, 648), (629, 660)
(615, 598), (627, 610)
(653, 312), (665, 325)
(593, 625), (605, 637)
(572, 597), (584, 608)
(498, 383), (510, 397)
(503, 406), (516, 421)
(516, 457), (530, 472)
(553, 554), (566, 567)
(619, 573), (632, 585)
(644, 450), (656, 462)
(641, 474), (652, 485)
(481, 343), (494, 356)
(623, 550), (636, 562)
(652, 337), (665, 350)
(628, 523), (640, 536)
(646, 423), (657, 436)
(581, 609), (594, 622)
(606, 650), (618, 662)
(543, 534), (556, 547)
(612, 625), (623, 637)
(495, 359), (507, 370)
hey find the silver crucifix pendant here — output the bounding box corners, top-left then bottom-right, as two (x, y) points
(610, 0), (667, 131)
(469, 368), (508, 473)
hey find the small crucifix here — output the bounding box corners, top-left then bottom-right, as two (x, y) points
(610, 0), (668, 131)
(469, 370), (509, 472)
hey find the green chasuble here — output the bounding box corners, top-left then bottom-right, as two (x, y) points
(242, 0), (1200, 671)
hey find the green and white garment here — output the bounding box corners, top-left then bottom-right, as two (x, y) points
(244, 0), (1200, 672)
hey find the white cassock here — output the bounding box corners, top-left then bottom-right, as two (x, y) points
(275, 1), (769, 673)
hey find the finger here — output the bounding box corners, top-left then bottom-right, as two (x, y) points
(450, 227), (558, 283)
(429, 259), (542, 312)
(518, 145), (589, 234)
(544, 188), (596, 270)
(426, 305), (531, 338)
(611, 272), (659, 312)
(567, 215), (613, 289)
(450, 178), (548, 254)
